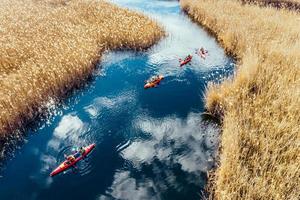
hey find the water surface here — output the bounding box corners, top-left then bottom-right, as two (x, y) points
(0, 1), (234, 199)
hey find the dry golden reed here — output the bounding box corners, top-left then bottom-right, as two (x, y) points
(280, 0), (300, 2)
(242, 0), (300, 3)
(181, 0), (300, 199)
(240, 0), (300, 11)
(0, 0), (164, 141)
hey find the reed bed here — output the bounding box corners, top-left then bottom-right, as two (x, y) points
(181, 0), (300, 199)
(0, 0), (164, 155)
(241, 0), (300, 4)
(240, 0), (300, 11)
(279, 0), (300, 2)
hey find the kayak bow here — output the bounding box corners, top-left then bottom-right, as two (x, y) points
(50, 143), (96, 177)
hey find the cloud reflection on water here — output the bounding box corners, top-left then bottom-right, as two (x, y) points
(47, 114), (86, 151)
(99, 171), (160, 200)
(100, 113), (219, 199)
(84, 91), (136, 119)
(124, 113), (219, 172)
(38, 91), (137, 188)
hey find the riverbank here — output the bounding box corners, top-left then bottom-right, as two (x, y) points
(0, 0), (164, 158)
(240, 0), (300, 11)
(181, 0), (299, 199)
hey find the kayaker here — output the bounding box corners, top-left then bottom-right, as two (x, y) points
(197, 47), (208, 58)
(64, 154), (76, 163)
(201, 47), (208, 54)
(153, 75), (158, 81)
(185, 54), (192, 61)
(147, 76), (157, 83)
(79, 147), (85, 155)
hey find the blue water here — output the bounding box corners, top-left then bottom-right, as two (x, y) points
(0, 1), (234, 200)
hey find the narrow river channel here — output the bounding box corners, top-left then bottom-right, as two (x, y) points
(0, 0), (234, 199)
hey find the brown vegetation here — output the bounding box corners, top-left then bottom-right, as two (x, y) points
(240, 0), (300, 11)
(181, 0), (300, 199)
(0, 0), (164, 156)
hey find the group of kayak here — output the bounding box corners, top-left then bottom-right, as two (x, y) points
(144, 47), (208, 89)
(50, 47), (208, 177)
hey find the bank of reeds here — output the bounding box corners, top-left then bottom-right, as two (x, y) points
(240, 0), (300, 11)
(0, 0), (164, 157)
(181, 0), (300, 199)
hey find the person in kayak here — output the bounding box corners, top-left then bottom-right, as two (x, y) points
(79, 146), (85, 155)
(180, 55), (192, 62)
(200, 47), (208, 55)
(179, 54), (193, 67)
(197, 47), (208, 58)
(146, 75), (159, 84)
(185, 54), (192, 61)
(64, 154), (76, 164)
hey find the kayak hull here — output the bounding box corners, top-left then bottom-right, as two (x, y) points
(179, 56), (192, 67)
(50, 143), (96, 177)
(144, 75), (164, 89)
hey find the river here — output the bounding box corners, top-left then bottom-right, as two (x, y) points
(0, 0), (234, 199)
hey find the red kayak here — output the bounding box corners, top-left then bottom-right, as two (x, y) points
(179, 55), (192, 67)
(50, 143), (96, 177)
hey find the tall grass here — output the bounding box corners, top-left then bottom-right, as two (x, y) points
(181, 0), (300, 199)
(0, 0), (164, 145)
(240, 0), (300, 11)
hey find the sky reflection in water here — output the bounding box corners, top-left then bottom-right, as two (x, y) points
(0, 1), (234, 200)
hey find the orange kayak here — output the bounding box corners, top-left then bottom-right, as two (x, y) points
(144, 75), (164, 89)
